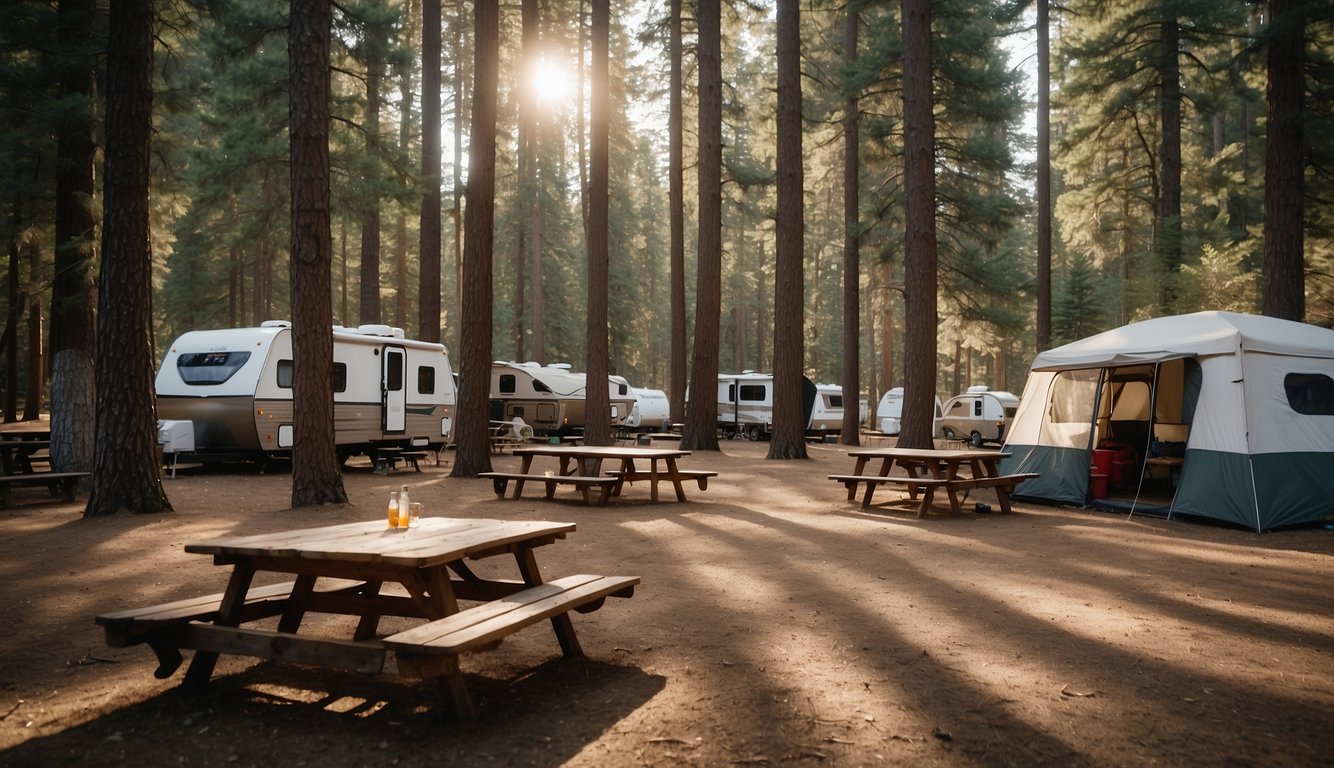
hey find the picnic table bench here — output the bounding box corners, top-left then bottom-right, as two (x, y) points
(480, 472), (622, 506)
(0, 438), (90, 507)
(93, 518), (638, 719)
(829, 447), (1037, 517)
(492, 445), (717, 505)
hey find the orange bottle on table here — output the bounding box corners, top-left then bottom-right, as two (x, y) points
(387, 491), (400, 528)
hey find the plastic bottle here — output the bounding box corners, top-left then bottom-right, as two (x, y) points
(398, 485), (410, 528)
(387, 490), (400, 528)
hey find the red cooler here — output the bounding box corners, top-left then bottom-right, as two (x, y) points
(1089, 472), (1110, 499)
(1092, 449), (1115, 478)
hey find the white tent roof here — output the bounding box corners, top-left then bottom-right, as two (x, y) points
(1031, 311), (1334, 371)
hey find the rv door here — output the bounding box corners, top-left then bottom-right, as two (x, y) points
(383, 346), (406, 432)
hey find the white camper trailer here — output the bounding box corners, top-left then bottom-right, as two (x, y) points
(714, 372), (817, 440)
(625, 387), (671, 431)
(489, 362), (635, 436)
(155, 321), (456, 459)
(808, 384), (846, 437)
(934, 385), (1020, 447)
(875, 387), (944, 435)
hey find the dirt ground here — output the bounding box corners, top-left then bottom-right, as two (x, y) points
(1, 438), (1331, 767)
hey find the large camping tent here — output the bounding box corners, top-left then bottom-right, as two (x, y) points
(1000, 311), (1334, 531)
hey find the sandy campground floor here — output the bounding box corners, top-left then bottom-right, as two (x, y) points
(1, 439), (1332, 768)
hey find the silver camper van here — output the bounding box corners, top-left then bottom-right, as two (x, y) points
(934, 385), (1020, 447)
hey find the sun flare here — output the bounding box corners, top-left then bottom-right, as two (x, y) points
(529, 56), (574, 108)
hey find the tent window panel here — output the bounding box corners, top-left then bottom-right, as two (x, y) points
(1284, 373), (1334, 415)
(1048, 370), (1099, 423)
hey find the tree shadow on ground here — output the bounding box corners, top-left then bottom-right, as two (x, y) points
(1, 657), (664, 768)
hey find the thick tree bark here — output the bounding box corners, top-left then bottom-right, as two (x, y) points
(1262, 0), (1305, 321)
(768, 0), (806, 460)
(839, 7), (861, 447)
(419, 0), (442, 342)
(85, 0), (171, 516)
(451, 0), (499, 478)
(51, 0), (97, 474)
(1035, 0), (1051, 352)
(358, 60), (382, 325)
(288, 0), (347, 506)
(1157, 14), (1182, 312)
(897, 0), (938, 450)
(681, 0), (722, 452)
(584, 0), (612, 445)
(668, 0), (686, 426)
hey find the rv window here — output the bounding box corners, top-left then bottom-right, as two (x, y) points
(739, 384), (766, 402)
(499, 374), (516, 394)
(1284, 373), (1334, 415)
(276, 359), (293, 389)
(386, 360), (403, 392)
(532, 379), (552, 394)
(618, 383), (628, 396)
(973, 400), (982, 417)
(333, 363), (347, 393)
(176, 351), (251, 385)
(418, 366), (436, 394)
(828, 395), (843, 408)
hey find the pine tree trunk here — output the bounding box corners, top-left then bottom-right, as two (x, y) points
(668, 0), (686, 426)
(451, 0), (499, 478)
(1157, 14), (1182, 312)
(1035, 0), (1052, 352)
(1262, 0), (1305, 321)
(50, 0), (97, 473)
(898, 0), (938, 450)
(768, 0), (807, 460)
(288, 0), (347, 506)
(839, 7), (861, 447)
(584, 0), (612, 446)
(359, 62), (382, 325)
(86, 0), (171, 516)
(681, 0), (722, 452)
(418, 0), (442, 342)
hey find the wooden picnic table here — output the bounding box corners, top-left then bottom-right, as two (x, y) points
(482, 445), (717, 505)
(0, 438), (88, 507)
(95, 517), (638, 719)
(829, 446), (1036, 517)
(0, 439), (50, 475)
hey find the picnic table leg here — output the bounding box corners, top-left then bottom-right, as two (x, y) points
(350, 580), (385, 640)
(513, 455), (535, 499)
(276, 574), (318, 634)
(665, 458), (687, 502)
(515, 547), (582, 657)
(915, 486), (937, 518)
(993, 484), (1014, 514)
(182, 561), (255, 691)
(404, 567), (474, 719)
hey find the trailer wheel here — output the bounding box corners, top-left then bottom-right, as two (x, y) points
(970, 431), (984, 448)
(748, 425), (765, 442)
(942, 427), (957, 440)
(722, 426), (737, 440)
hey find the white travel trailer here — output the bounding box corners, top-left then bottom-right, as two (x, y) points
(624, 387), (671, 431)
(489, 362), (635, 436)
(808, 384), (846, 437)
(715, 371), (817, 441)
(934, 385), (1020, 447)
(875, 387), (943, 435)
(155, 321), (456, 459)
